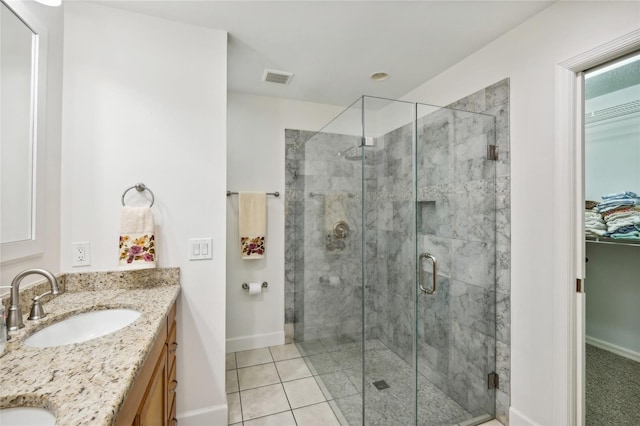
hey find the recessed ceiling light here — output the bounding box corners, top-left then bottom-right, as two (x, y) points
(370, 72), (389, 82)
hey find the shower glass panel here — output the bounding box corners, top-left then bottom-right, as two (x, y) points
(415, 103), (497, 425)
(292, 98), (365, 423)
(361, 96), (417, 425)
(291, 96), (497, 425)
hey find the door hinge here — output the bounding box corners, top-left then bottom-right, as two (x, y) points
(487, 145), (498, 161)
(488, 372), (499, 390)
(360, 136), (375, 147)
(577, 278), (583, 293)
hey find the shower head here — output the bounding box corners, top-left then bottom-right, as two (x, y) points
(337, 146), (362, 161)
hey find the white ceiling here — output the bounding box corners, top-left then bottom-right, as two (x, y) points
(95, 0), (554, 107)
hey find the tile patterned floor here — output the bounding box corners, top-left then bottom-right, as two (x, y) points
(226, 344), (342, 425)
(227, 340), (499, 426)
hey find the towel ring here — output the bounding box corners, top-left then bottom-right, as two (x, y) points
(121, 183), (155, 207)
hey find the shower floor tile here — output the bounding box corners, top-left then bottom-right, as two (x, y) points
(226, 340), (497, 426)
(299, 338), (481, 426)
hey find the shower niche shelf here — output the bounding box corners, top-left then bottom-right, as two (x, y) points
(417, 200), (437, 235)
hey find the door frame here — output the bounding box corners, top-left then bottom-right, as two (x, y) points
(553, 29), (640, 426)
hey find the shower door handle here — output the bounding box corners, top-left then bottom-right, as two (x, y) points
(419, 253), (437, 295)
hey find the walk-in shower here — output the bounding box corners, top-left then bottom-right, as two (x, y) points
(285, 94), (502, 425)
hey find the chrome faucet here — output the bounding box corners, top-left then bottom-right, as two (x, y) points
(7, 269), (60, 331)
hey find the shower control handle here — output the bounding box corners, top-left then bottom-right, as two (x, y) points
(419, 253), (437, 295)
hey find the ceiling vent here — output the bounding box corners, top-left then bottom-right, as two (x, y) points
(262, 69), (294, 85)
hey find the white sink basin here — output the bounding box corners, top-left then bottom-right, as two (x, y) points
(25, 309), (141, 348)
(0, 407), (56, 425)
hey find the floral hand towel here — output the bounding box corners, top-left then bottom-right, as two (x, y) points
(239, 192), (266, 259)
(119, 206), (156, 269)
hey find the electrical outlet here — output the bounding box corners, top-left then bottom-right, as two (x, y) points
(71, 242), (91, 266)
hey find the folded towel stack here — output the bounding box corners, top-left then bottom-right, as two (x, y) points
(594, 191), (640, 239)
(585, 209), (607, 237)
(594, 191), (640, 213)
(610, 224), (640, 239)
(585, 200), (599, 210)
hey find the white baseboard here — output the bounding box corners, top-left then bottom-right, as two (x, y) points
(509, 406), (538, 426)
(176, 403), (227, 426)
(586, 335), (640, 362)
(226, 330), (284, 353)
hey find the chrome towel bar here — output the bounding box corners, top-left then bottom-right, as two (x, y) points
(227, 191), (279, 197)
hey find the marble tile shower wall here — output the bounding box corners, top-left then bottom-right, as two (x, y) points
(368, 123), (416, 363)
(285, 129), (314, 340)
(447, 80), (511, 425)
(419, 108), (497, 418)
(285, 129), (369, 343)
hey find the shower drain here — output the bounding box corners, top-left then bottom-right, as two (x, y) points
(373, 380), (390, 390)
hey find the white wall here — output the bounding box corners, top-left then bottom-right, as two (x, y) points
(226, 92), (343, 352)
(585, 243), (640, 358)
(1, 0), (62, 289)
(400, 2), (640, 425)
(584, 85), (640, 201)
(61, 3), (228, 424)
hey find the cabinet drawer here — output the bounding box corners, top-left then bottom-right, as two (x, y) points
(167, 321), (177, 371)
(116, 318), (168, 426)
(168, 358), (177, 397)
(169, 395), (177, 426)
(139, 346), (168, 426)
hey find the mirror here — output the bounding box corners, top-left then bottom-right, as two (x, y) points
(0, 0), (47, 261)
(1, 0), (36, 243)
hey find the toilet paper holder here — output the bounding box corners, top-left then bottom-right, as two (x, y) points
(242, 282), (268, 290)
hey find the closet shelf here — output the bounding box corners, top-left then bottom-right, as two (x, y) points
(586, 236), (640, 247)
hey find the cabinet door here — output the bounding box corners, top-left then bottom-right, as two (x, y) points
(139, 346), (167, 426)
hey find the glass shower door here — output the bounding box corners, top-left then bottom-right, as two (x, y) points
(292, 97), (366, 426)
(361, 96), (418, 425)
(415, 103), (497, 425)
(290, 96), (498, 425)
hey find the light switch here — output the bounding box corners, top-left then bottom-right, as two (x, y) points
(189, 238), (212, 260)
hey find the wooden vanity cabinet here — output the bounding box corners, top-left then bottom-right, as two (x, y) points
(138, 345), (167, 426)
(167, 303), (178, 425)
(116, 301), (177, 426)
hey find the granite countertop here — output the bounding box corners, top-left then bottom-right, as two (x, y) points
(0, 268), (180, 425)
